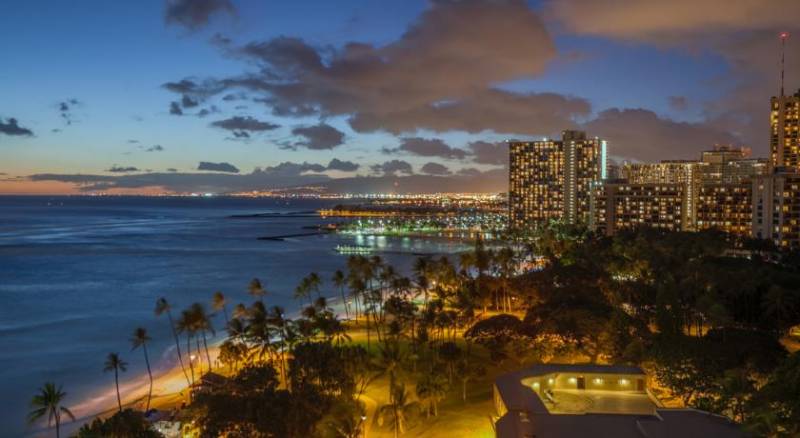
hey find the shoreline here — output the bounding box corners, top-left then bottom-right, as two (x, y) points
(53, 298), (354, 436)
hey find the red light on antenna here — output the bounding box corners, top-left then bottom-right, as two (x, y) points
(780, 32), (790, 39)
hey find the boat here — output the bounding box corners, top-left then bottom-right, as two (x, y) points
(335, 245), (373, 255)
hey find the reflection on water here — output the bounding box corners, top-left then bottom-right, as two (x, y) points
(0, 196), (480, 436)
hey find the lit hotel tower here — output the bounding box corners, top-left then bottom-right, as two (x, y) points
(509, 130), (607, 230)
(770, 32), (800, 170)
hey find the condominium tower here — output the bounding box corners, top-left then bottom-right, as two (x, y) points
(509, 131), (607, 230)
(770, 89), (800, 170)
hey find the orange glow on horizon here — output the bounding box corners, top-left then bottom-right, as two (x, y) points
(0, 180), (170, 195)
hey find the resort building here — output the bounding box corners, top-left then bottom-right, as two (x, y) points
(700, 146), (768, 184)
(696, 183), (753, 237)
(770, 89), (800, 170)
(753, 171), (800, 249)
(620, 160), (699, 229)
(590, 146), (773, 237)
(493, 363), (744, 438)
(591, 181), (686, 236)
(509, 131), (607, 230)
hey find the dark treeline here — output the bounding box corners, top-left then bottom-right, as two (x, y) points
(28, 225), (800, 437)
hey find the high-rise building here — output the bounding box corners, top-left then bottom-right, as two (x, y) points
(753, 172), (800, 249)
(592, 181), (686, 236)
(509, 131), (606, 229)
(700, 145), (768, 184)
(770, 89), (800, 170)
(509, 139), (564, 229)
(620, 161), (699, 230)
(696, 183), (753, 236)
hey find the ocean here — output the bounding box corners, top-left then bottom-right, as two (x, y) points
(0, 196), (472, 437)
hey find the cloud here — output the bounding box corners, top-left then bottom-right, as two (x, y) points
(28, 167), (329, 193)
(196, 106), (220, 117)
(348, 89), (590, 135)
(165, 0), (577, 137)
(668, 96), (689, 112)
(145, 145), (165, 152)
(169, 102), (183, 115)
(27, 163), (508, 194)
(456, 167), (482, 177)
(289, 123), (346, 150)
(547, 0), (800, 154)
(0, 118), (34, 137)
(107, 165), (140, 173)
(547, 0), (798, 40)
(165, 0), (236, 30)
(582, 108), (739, 161)
(467, 141), (508, 166)
(56, 98), (80, 125)
(310, 167), (508, 194)
(209, 116), (279, 137)
(181, 95), (199, 108)
(197, 161), (240, 173)
(420, 162), (452, 175)
(370, 159), (414, 176)
(385, 137), (467, 160)
(164, 79), (202, 95)
(326, 158), (359, 172)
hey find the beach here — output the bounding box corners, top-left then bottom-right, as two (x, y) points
(0, 196), (471, 437)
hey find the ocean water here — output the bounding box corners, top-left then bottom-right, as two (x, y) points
(0, 196), (471, 437)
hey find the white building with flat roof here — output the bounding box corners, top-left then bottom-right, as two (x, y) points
(493, 363), (744, 438)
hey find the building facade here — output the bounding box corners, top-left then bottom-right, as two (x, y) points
(621, 161), (699, 229)
(696, 183), (753, 237)
(770, 89), (800, 170)
(592, 181), (686, 236)
(753, 172), (800, 249)
(509, 131), (606, 230)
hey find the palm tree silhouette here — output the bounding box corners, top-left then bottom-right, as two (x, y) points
(155, 297), (191, 387)
(248, 278), (266, 303)
(189, 302), (215, 370)
(333, 269), (350, 319)
(130, 327), (153, 411)
(103, 352), (128, 413)
(295, 277), (312, 305)
(212, 291), (229, 325)
(176, 308), (197, 384)
(28, 382), (74, 438)
(416, 372), (448, 417)
(378, 383), (415, 438)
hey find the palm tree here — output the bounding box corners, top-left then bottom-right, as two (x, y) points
(176, 309), (197, 384)
(294, 277), (312, 305)
(268, 306), (290, 385)
(377, 383), (415, 438)
(413, 257), (431, 309)
(248, 278), (266, 302)
(130, 327), (153, 411)
(307, 272), (322, 299)
(333, 269), (350, 319)
(189, 303), (215, 370)
(28, 383), (74, 438)
(155, 297), (191, 386)
(232, 302), (248, 319)
(416, 373), (448, 417)
(212, 291), (229, 325)
(103, 353), (128, 413)
(376, 341), (405, 402)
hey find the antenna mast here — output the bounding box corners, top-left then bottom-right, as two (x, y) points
(780, 32), (789, 96)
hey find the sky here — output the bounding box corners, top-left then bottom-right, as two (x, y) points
(1, 0), (798, 194)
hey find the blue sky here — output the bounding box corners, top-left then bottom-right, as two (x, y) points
(0, 0), (794, 193)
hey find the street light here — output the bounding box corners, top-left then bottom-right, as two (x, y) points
(359, 415), (368, 438)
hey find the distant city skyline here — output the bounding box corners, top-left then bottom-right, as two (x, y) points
(2, 0), (799, 194)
